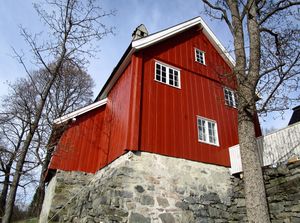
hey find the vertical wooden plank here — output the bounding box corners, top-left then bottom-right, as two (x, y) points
(126, 53), (143, 151)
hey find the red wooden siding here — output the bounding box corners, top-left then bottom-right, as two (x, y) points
(105, 62), (135, 164)
(49, 106), (107, 173)
(126, 54), (143, 151)
(139, 27), (238, 166)
(49, 62), (136, 173)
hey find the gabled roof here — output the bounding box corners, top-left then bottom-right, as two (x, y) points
(97, 17), (235, 100)
(54, 17), (235, 124)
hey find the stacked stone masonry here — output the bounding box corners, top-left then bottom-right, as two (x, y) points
(40, 151), (300, 223)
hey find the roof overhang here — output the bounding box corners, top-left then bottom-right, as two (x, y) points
(98, 16), (235, 100)
(53, 98), (108, 125)
(99, 48), (135, 100)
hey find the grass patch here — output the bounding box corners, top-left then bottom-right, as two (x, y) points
(14, 218), (38, 223)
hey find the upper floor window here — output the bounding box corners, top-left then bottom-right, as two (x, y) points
(155, 61), (180, 88)
(195, 48), (206, 65)
(224, 88), (237, 108)
(197, 116), (219, 146)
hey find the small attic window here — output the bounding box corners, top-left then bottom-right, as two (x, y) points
(224, 88), (237, 108)
(195, 48), (206, 65)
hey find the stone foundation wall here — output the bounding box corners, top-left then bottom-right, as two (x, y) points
(41, 151), (300, 223)
(44, 152), (234, 222)
(39, 171), (92, 222)
(230, 161), (300, 223)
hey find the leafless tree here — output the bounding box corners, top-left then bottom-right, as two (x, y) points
(2, 0), (114, 222)
(29, 63), (94, 216)
(0, 63), (94, 219)
(202, 0), (300, 222)
(0, 79), (38, 217)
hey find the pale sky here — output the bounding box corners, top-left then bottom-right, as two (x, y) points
(0, 0), (294, 131)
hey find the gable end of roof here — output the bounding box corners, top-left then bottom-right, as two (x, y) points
(97, 16), (235, 100)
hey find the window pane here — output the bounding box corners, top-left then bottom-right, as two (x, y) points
(169, 69), (174, 85)
(224, 88), (236, 107)
(162, 66), (167, 83)
(174, 71), (179, 87)
(197, 117), (218, 145)
(156, 64), (161, 81)
(195, 49), (205, 64)
(198, 119), (206, 141)
(208, 122), (216, 144)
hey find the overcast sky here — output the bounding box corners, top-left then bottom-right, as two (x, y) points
(0, 0), (294, 131)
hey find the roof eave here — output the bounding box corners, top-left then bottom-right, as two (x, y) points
(99, 47), (135, 100)
(53, 98), (108, 125)
(198, 17), (235, 67)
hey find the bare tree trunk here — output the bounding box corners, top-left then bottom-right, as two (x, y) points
(2, 77), (57, 223)
(202, 0), (299, 221)
(3, 134), (34, 223)
(226, 1), (270, 222)
(239, 2), (270, 222)
(29, 123), (68, 216)
(0, 163), (12, 217)
(29, 145), (54, 217)
(238, 104), (270, 223)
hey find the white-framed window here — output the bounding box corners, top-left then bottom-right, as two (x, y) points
(155, 61), (180, 88)
(224, 88), (237, 108)
(197, 116), (219, 146)
(195, 48), (206, 65)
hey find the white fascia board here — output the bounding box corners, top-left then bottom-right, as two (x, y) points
(132, 17), (202, 49)
(53, 98), (108, 125)
(198, 17), (235, 67)
(99, 48), (135, 100)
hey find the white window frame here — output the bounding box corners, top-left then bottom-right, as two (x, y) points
(195, 48), (206, 65)
(197, 116), (219, 146)
(154, 61), (181, 88)
(224, 87), (237, 108)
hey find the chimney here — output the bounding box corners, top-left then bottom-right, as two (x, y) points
(288, 105), (300, 126)
(132, 24), (148, 40)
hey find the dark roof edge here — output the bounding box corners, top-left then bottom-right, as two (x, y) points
(95, 44), (132, 102)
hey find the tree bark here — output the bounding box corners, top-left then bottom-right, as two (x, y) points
(29, 123), (68, 217)
(238, 108), (270, 223)
(239, 2), (270, 222)
(226, 1), (271, 222)
(0, 163), (12, 217)
(28, 147), (54, 217)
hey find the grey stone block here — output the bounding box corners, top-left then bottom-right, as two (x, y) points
(159, 213), (175, 223)
(129, 213), (151, 223)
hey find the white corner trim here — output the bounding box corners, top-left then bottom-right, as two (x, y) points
(53, 98), (108, 125)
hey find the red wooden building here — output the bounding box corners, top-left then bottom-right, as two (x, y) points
(48, 17), (261, 177)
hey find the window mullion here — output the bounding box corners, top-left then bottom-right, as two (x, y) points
(205, 121), (209, 143)
(166, 67), (170, 85)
